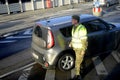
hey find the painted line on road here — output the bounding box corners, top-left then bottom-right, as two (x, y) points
(45, 69), (55, 80)
(92, 56), (108, 75)
(18, 67), (33, 80)
(0, 62), (36, 78)
(111, 51), (120, 63)
(9, 20), (23, 22)
(23, 29), (32, 35)
(71, 68), (75, 79)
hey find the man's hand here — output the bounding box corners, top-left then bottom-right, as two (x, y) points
(69, 42), (72, 47)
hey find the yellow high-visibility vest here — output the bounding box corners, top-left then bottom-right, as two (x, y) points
(71, 24), (87, 49)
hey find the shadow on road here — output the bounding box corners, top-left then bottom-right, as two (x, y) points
(28, 63), (46, 80)
(27, 63), (72, 80)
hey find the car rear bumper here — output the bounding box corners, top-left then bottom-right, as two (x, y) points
(32, 50), (55, 69)
(31, 42), (56, 69)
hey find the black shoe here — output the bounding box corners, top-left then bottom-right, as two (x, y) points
(73, 75), (82, 80)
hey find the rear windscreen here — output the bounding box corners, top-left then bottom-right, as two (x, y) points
(34, 26), (42, 38)
(34, 25), (48, 41)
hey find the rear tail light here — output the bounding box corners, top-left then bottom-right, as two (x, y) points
(47, 30), (54, 48)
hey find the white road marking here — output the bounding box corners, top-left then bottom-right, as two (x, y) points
(92, 56), (108, 75)
(18, 71), (29, 80)
(0, 62), (36, 78)
(45, 69), (55, 80)
(18, 67), (33, 80)
(10, 20), (22, 22)
(23, 29), (32, 35)
(111, 51), (120, 63)
(23, 67), (33, 71)
(71, 68), (75, 78)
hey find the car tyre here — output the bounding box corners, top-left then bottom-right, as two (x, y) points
(58, 54), (75, 71)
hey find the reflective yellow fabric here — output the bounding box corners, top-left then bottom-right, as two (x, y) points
(71, 24), (87, 49)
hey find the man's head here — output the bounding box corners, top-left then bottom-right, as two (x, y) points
(72, 15), (80, 26)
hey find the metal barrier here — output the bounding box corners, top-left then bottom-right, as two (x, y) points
(0, 0), (88, 14)
(0, 4), (8, 14)
(92, 7), (102, 17)
(9, 3), (20, 12)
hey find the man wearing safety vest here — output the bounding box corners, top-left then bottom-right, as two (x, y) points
(69, 15), (88, 80)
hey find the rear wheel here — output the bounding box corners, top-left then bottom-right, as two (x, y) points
(57, 54), (75, 71)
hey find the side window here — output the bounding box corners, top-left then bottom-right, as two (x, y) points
(83, 19), (107, 33)
(60, 26), (72, 37)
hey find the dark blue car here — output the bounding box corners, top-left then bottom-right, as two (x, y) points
(0, 28), (32, 59)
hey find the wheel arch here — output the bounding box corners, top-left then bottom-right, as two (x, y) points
(54, 49), (75, 66)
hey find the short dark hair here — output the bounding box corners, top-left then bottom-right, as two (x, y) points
(72, 15), (80, 22)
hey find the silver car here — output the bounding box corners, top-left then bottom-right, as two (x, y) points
(31, 14), (120, 71)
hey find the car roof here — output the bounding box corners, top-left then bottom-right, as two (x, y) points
(36, 14), (98, 28)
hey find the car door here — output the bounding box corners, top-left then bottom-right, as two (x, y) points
(82, 19), (114, 56)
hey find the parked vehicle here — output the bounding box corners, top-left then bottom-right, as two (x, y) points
(93, 0), (119, 7)
(31, 14), (120, 71)
(0, 28), (32, 59)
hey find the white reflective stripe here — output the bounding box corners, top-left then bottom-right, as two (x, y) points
(45, 70), (55, 80)
(72, 36), (87, 39)
(72, 34), (87, 39)
(72, 36), (87, 48)
(92, 56), (108, 75)
(80, 36), (87, 39)
(81, 38), (87, 40)
(72, 39), (81, 43)
(72, 36), (87, 43)
(72, 43), (82, 49)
